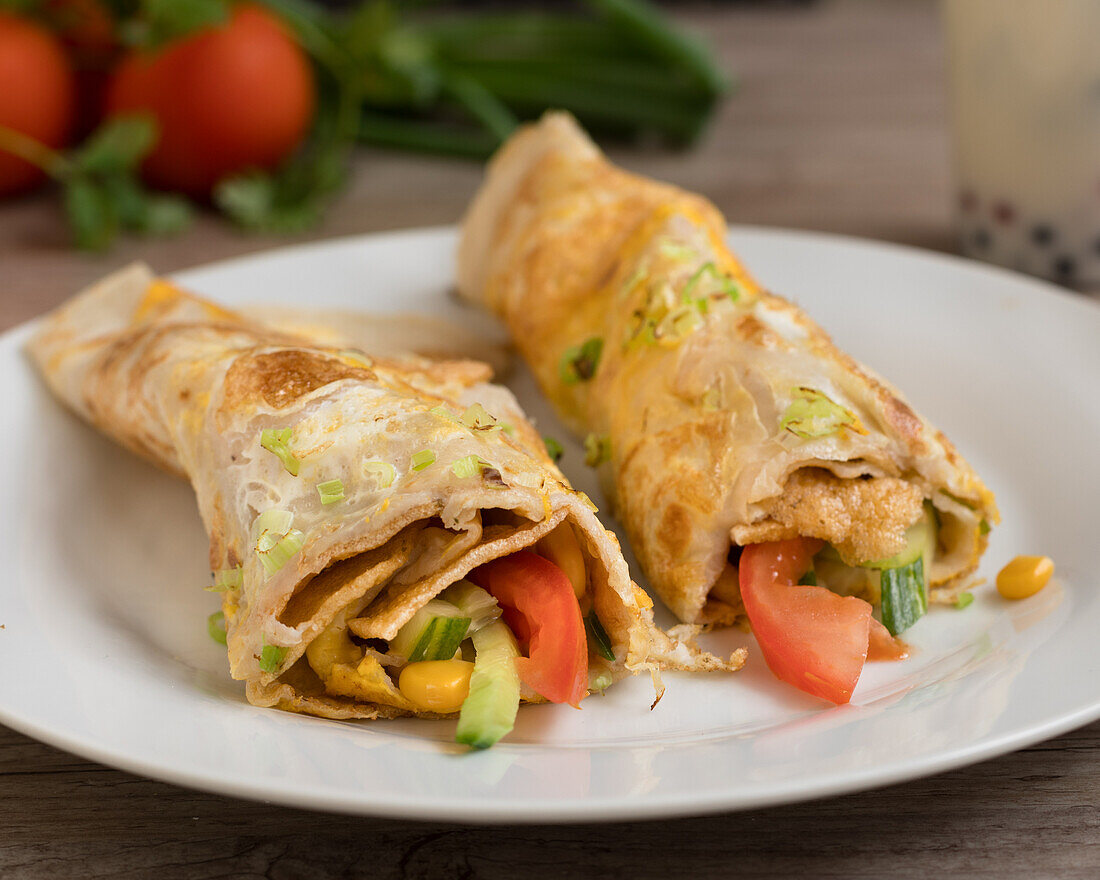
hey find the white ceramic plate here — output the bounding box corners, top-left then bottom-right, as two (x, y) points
(2, 227), (1097, 823)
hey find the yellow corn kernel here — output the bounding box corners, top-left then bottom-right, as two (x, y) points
(398, 659), (474, 713)
(996, 555), (1054, 600)
(537, 522), (587, 598)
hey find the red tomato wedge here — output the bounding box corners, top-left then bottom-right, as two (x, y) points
(739, 539), (873, 704)
(469, 551), (587, 707)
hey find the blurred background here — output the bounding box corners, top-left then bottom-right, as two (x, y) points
(2, 0), (1096, 329)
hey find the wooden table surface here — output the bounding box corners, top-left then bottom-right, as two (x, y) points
(3, 2), (1098, 877)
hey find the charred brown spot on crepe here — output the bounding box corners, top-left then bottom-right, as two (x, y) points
(221, 349), (375, 411)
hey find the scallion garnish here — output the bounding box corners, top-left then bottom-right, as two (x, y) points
(411, 449), (437, 471)
(559, 337), (604, 384)
(207, 611), (227, 645)
(260, 427), (300, 476)
(253, 509), (305, 577)
(429, 404), (460, 423)
(584, 433), (612, 467)
(205, 565), (242, 593)
(779, 387), (867, 439)
(659, 240), (698, 261)
(956, 592), (975, 610)
(543, 436), (564, 462)
(460, 403), (501, 432)
(979, 519), (991, 535)
(259, 638), (288, 674)
(316, 478), (345, 505)
(362, 460), (396, 488)
(452, 454), (493, 479)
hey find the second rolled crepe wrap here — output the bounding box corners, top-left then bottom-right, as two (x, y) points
(457, 113), (998, 625)
(28, 263), (734, 722)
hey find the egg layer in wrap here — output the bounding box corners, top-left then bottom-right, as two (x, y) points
(457, 113), (998, 625)
(28, 263), (737, 721)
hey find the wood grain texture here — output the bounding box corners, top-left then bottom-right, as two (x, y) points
(1, 1), (1097, 877)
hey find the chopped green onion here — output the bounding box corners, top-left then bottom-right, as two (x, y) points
(682, 261), (740, 304)
(620, 263), (648, 295)
(410, 449), (437, 471)
(206, 565), (242, 593)
(956, 591), (975, 610)
(207, 611), (227, 645)
(260, 427), (300, 476)
(429, 404), (460, 423)
(585, 612), (616, 661)
(683, 261), (716, 298)
(979, 518), (991, 535)
(584, 433), (611, 467)
(659, 240), (698, 261)
(452, 454), (493, 479)
(316, 478), (345, 505)
(590, 670), (614, 693)
(559, 337), (604, 384)
(259, 638), (288, 674)
(460, 402), (501, 432)
(253, 509), (305, 577)
(543, 436), (564, 462)
(779, 387), (866, 439)
(362, 460), (396, 488)
(654, 303), (702, 344)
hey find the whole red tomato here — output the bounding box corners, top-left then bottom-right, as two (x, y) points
(0, 11), (75, 197)
(105, 4), (315, 196)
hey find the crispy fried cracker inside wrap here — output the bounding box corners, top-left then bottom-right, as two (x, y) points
(457, 113), (999, 700)
(29, 264), (736, 744)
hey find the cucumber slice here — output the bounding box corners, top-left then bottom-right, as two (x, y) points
(442, 579), (503, 633)
(390, 600), (471, 661)
(861, 505), (937, 570)
(455, 618), (521, 749)
(880, 557), (927, 635)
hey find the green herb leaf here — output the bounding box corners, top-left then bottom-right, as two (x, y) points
(123, 0), (231, 50)
(73, 116), (159, 174)
(64, 177), (116, 251)
(585, 612), (616, 661)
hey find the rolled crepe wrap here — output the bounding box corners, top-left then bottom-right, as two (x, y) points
(28, 263), (738, 721)
(457, 113), (998, 625)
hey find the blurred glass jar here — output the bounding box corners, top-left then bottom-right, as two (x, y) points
(944, 0), (1100, 286)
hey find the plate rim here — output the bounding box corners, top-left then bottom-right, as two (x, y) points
(2, 224), (1098, 823)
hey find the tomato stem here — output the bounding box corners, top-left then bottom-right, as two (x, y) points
(0, 125), (71, 180)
